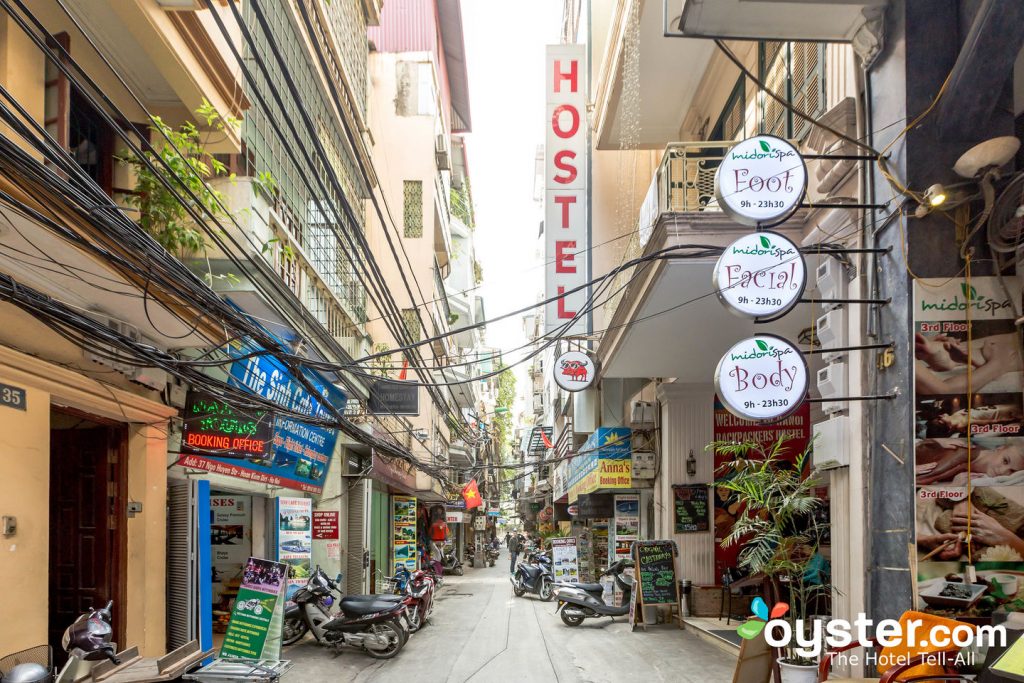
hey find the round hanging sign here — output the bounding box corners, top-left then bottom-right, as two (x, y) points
(713, 231), (807, 319)
(553, 350), (597, 392)
(714, 135), (807, 227)
(567, 504), (579, 516)
(714, 334), (808, 422)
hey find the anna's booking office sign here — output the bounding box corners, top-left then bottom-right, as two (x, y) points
(713, 231), (806, 319)
(714, 135), (806, 228)
(715, 334), (808, 422)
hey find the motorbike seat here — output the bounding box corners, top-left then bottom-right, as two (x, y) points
(339, 598), (400, 616)
(571, 583), (604, 593)
(345, 593), (404, 603)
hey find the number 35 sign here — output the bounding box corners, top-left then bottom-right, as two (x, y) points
(714, 135), (806, 227)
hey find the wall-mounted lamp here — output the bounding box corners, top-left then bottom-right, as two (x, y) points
(686, 449), (697, 477)
(925, 183), (947, 207)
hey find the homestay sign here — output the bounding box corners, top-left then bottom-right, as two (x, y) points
(545, 45), (589, 335)
(713, 232), (806, 319)
(714, 334), (808, 422)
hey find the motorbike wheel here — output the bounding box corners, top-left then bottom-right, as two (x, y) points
(539, 579), (554, 602)
(364, 620), (405, 660)
(407, 605), (422, 632)
(560, 610), (585, 627)
(455, 564), (464, 576)
(513, 581), (526, 598)
(282, 618), (309, 646)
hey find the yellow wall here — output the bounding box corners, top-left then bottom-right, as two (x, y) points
(0, 378), (50, 654)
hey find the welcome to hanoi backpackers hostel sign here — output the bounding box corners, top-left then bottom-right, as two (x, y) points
(177, 348), (346, 493)
(545, 44), (589, 335)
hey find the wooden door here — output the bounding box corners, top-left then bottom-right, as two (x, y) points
(49, 423), (126, 660)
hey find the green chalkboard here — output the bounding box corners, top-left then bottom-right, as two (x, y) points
(632, 540), (678, 606)
(672, 484), (709, 533)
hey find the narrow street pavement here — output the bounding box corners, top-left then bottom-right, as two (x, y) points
(284, 549), (735, 682)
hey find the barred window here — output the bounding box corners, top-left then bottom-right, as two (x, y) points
(402, 308), (421, 341)
(403, 181), (423, 238)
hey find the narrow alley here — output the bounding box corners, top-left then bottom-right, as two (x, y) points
(284, 549), (735, 682)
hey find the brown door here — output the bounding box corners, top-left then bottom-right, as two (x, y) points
(49, 419), (126, 660)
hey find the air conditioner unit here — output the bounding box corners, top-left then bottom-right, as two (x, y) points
(812, 416), (851, 469)
(630, 401), (656, 428)
(435, 134), (451, 171)
(84, 315), (141, 376)
(816, 362), (847, 415)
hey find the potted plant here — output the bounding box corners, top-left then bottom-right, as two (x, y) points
(712, 436), (830, 683)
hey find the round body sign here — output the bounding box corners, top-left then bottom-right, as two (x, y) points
(714, 135), (807, 227)
(714, 334), (808, 422)
(553, 351), (596, 392)
(713, 231), (806, 319)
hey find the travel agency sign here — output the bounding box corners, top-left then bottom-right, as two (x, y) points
(713, 136), (810, 422)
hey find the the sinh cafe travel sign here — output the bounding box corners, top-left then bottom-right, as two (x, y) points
(714, 334), (808, 422)
(714, 231), (806, 319)
(714, 135), (807, 228)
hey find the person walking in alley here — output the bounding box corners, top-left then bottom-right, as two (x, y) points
(508, 531), (522, 573)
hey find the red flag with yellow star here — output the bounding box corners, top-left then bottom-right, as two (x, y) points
(462, 479), (482, 509)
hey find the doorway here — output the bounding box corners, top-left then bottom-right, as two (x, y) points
(49, 409), (127, 661)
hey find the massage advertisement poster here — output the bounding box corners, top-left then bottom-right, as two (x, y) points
(913, 276), (1024, 620)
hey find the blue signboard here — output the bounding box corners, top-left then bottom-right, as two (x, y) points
(178, 339), (346, 494)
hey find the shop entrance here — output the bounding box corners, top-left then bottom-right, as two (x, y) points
(48, 409), (127, 662)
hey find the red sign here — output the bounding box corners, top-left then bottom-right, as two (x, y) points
(712, 397), (810, 581)
(312, 511), (339, 540)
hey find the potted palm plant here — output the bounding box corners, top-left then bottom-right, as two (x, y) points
(712, 436), (830, 683)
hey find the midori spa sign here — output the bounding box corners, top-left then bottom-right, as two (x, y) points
(714, 135), (806, 227)
(713, 231), (806, 319)
(714, 334), (808, 422)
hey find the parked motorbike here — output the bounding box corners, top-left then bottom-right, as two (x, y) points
(283, 567), (407, 659)
(553, 559), (635, 626)
(442, 543), (464, 575)
(0, 602), (119, 683)
(510, 551), (554, 601)
(485, 543), (500, 567)
(401, 569), (436, 632)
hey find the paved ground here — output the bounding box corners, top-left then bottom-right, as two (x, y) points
(283, 549), (736, 682)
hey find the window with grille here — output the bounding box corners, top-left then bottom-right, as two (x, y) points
(403, 181), (423, 238)
(402, 308), (421, 341)
(711, 77), (746, 141)
(758, 41), (826, 140)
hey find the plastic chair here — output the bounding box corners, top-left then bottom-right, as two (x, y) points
(818, 611), (972, 682)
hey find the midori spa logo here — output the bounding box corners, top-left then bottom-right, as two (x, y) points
(730, 139), (798, 162)
(919, 281), (1012, 316)
(729, 234), (797, 261)
(730, 338), (795, 361)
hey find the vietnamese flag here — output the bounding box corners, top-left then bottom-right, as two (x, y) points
(462, 479), (483, 509)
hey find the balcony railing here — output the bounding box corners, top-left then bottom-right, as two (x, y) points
(639, 141), (731, 247)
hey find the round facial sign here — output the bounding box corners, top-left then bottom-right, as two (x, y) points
(713, 231), (806, 319)
(553, 351), (597, 392)
(714, 334), (808, 422)
(714, 135), (807, 227)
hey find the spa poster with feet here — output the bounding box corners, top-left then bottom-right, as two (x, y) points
(913, 276), (1024, 620)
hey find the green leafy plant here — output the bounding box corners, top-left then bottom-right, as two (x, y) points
(119, 99), (240, 256)
(473, 259), (484, 286)
(711, 436), (830, 666)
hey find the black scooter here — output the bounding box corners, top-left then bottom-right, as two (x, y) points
(284, 567), (407, 659)
(510, 551), (554, 601)
(552, 559), (635, 626)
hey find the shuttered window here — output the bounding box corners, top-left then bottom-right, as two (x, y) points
(758, 41), (826, 140)
(403, 180), (423, 238)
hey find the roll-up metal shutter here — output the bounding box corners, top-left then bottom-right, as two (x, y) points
(346, 478), (370, 595)
(166, 479), (210, 650)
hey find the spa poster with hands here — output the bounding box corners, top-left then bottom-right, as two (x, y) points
(913, 276), (1024, 620)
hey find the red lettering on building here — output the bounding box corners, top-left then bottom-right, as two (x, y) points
(553, 59), (578, 93)
(555, 241), (577, 273)
(554, 196), (576, 227)
(551, 104), (580, 139)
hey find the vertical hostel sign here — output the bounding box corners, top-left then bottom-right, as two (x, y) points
(545, 44), (589, 335)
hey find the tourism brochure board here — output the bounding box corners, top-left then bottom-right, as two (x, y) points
(220, 557), (287, 660)
(393, 495), (418, 572)
(550, 536), (580, 583)
(276, 497), (312, 590)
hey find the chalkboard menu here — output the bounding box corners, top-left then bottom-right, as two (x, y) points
(632, 541), (678, 606)
(672, 484), (709, 533)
